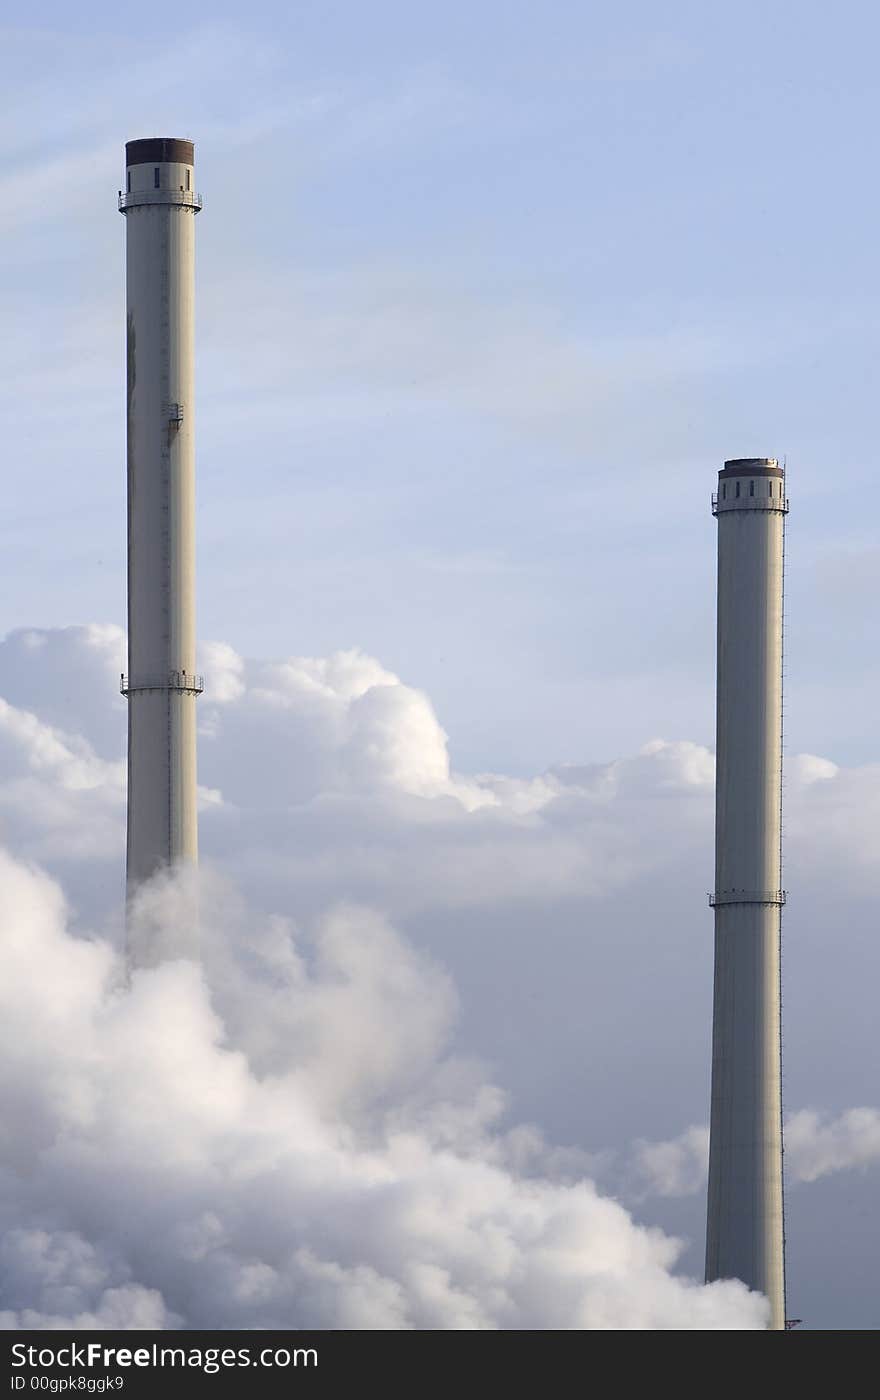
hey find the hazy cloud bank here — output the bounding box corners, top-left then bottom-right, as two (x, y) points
(0, 624), (876, 1328)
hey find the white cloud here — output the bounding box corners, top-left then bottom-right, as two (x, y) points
(621, 1110), (880, 1201)
(0, 624), (877, 1327)
(0, 626), (125, 757)
(0, 849), (766, 1330)
(627, 1127), (710, 1201)
(785, 1109), (880, 1184)
(0, 690), (124, 864)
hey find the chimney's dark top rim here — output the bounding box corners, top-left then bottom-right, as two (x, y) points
(126, 138), (194, 165)
(723, 457), (778, 469)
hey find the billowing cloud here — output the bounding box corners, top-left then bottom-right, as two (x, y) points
(0, 850), (766, 1330)
(0, 693), (124, 864)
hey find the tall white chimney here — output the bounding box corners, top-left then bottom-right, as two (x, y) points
(119, 138), (202, 927)
(705, 457), (788, 1329)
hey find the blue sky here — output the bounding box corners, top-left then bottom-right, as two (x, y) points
(5, 1), (879, 774)
(2, 2), (880, 1330)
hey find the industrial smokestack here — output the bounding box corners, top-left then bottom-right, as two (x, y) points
(119, 139), (203, 931)
(705, 457), (788, 1329)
